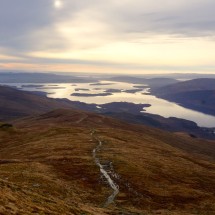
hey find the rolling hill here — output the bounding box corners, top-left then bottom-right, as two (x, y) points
(0, 85), (78, 120)
(0, 85), (97, 121)
(0, 109), (215, 214)
(152, 78), (215, 116)
(152, 78), (215, 94)
(0, 85), (214, 140)
(0, 85), (215, 214)
(107, 76), (179, 88)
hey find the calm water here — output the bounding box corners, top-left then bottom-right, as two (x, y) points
(3, 81), (215, 128)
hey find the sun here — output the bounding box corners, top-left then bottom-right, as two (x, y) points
(54, 0), (63, 9)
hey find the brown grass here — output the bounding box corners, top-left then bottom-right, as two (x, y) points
(0, 109), (214, 214)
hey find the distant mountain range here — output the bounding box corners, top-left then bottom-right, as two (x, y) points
(152, 78), (215, 116)
(0, 72), (97, 83)
(107, 76), (179, 88)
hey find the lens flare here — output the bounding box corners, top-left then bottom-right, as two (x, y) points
(54, 0), (63, 9)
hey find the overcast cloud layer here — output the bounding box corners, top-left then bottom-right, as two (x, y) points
(0, 0), (215, 73)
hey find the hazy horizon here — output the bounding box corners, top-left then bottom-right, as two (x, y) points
(1, 0), (215, 74)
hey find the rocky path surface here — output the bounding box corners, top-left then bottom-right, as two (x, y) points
(91, 130), (119, 207)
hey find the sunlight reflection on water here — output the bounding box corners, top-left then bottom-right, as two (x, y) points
(3, 81), (215, 128)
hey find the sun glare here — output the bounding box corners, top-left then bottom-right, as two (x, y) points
(54, 0), (63, 9)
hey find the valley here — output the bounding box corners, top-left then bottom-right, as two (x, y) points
(0, 74), (215, 214)
(3, 78), (215, 128)
(2, 0), (215, 214)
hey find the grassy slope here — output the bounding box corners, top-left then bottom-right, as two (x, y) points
(0, 86), (79, 121)
(0, 109), (215, 214)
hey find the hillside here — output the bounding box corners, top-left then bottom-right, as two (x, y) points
(103, 111), (215, 139)
(0, 86), (214, 139)
(152, 78), (215, 116)
(152, 78), (215, 95)
(0, 109), (215, 214)
(107, 76), (179, 88)
(0, 85), (98, 121)
(0, 85), (78, 120)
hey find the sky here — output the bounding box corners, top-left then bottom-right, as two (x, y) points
(0, 0), (215, 74)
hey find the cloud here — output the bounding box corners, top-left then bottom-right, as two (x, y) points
(1, 0), (215, 51)
(0, 1), (53, 50)
(0, 0), (215, 73)
(99, 0), (215, 37)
